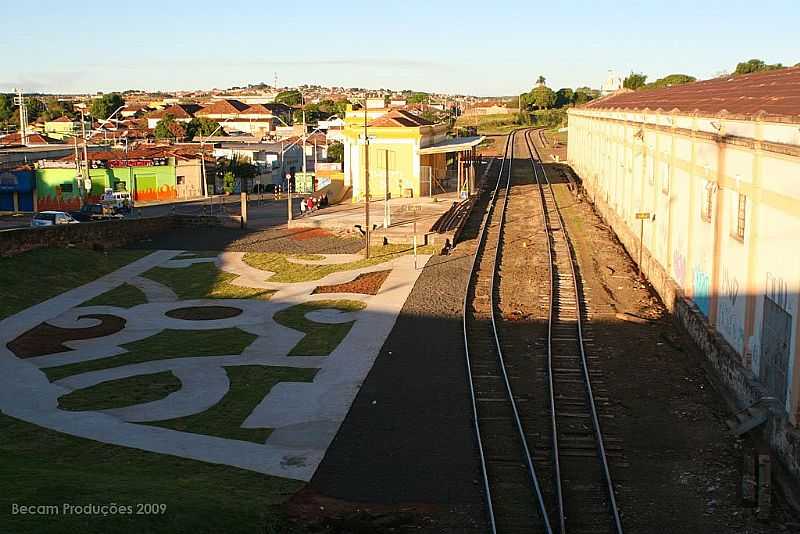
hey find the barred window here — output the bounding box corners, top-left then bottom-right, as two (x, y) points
(735, 193), (747, 240)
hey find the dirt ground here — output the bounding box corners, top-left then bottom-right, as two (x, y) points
(312, 270), (391, 295)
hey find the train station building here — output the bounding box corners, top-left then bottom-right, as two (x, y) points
(342, 106), (483, 201)
(567, 67), (800, 436)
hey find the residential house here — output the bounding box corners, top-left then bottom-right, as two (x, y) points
(145, 104), (203, 129)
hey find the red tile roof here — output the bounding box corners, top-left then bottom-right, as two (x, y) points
(582, 66), (800, 120)
(49, 116), (75, 123)
(146, 103), (202, 120)
(196, 99), (250, 116)
(0, 132), (61, 146)
(368, 109), (434, 127)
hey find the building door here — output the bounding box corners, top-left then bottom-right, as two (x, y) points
(760, 296), (792, 408)
(19, 191), (34, 211)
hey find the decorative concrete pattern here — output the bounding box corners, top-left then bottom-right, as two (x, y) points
(0, 248), (430, 481)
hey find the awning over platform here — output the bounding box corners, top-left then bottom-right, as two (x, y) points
(419, 136), (485, 155)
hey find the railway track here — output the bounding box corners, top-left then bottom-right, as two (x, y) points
(463, 128), (623, 533)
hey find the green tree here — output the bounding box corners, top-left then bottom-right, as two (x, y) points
(407, 92), (429, 104)
(648, 74), (696, 88)
(223, 171), (236, 193)
(89, 93), (125, 119)
(275, 90), (303, 106)
(327, 141), (343, 163)
(734, 58), (784, 75)
(24, 97), (45, 122)
(572, 88), (595, 106)
(536, 75), (546, 85)
(186, 117), (223, 140)
(154, 114), (186, 140)
(41, 97), (75, 121)
(333, 98), (350, 116)
(529, 85), (556, 110)
(555, 88), (574, 108)
(0, 94), (15, 124)
(623, 72), (648, 90)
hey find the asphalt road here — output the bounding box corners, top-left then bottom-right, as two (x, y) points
(134, 195), (297, 229)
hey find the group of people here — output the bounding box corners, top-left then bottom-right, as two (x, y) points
(299, 193), (329, 216)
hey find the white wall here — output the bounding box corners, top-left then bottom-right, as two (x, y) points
(568, 108), (800, 416)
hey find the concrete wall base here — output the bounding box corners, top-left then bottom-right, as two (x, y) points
(0, 215), (240, 257)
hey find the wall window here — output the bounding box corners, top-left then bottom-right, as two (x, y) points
(701, 181), (713, 222)
(60, 182), (74, 193)
(176, 176), (185, 185)
(734, 193), (747, 241)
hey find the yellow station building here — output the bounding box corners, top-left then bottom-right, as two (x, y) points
(342, 105), (483, 201)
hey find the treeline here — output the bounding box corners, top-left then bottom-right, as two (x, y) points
(0, 92), (126, 128)
(623, 58), (799, 91)
(517, 77), (600, 112)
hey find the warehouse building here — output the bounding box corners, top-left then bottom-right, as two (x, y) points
(567, 68), (800, 437)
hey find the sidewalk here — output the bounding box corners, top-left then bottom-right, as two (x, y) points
(289, 193), (461, 244)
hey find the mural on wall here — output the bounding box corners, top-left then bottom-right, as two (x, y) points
(133, 184), (177, 202)
(717, 267), (745, 355)
(693, 264), (711, 316)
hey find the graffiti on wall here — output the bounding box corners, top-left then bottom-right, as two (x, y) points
(693, 264), (711, 316)
(673, 247), (687, 289)
(717, 267), (745, 354)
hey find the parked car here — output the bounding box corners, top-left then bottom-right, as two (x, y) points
(31, 211), (79, 227)
(69, 203), (124, 222)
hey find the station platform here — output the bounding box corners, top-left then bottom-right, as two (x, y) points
(288, 192), (463, 245)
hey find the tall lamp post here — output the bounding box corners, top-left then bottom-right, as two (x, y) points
(363, 102), (370, 259)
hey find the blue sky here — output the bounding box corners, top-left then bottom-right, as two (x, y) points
(1, 0), (797, 95)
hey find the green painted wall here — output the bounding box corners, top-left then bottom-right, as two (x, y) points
(36, 161), (177, 210)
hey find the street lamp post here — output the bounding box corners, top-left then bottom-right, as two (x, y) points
(363, 102), (370, 259)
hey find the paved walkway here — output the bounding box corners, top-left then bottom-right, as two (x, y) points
(0, 248), (430, 481)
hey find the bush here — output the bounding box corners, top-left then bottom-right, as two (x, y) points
(532, 109), (567, 129)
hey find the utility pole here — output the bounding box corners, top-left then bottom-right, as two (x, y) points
(363, 102), (370, 259)
(301, 92), (307, 193)
(14, 89), (28, 146)
(384, 149), (390, 228)
(79, 110), (90, 207)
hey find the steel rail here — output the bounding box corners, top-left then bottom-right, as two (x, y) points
(524, 128), (624, 534)
(462, 129), (552, 534)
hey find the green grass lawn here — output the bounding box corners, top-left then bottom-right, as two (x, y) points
(455, 112), (522, 135)
(152, 365), (317, 443)
(142, 262), (275, 300)
(0, 248), (150, 320)
(243, 244), (437, 284)
(274, 300), (366, 356)
(58, 371), (182, 412)
(81, 283), (148, 308)
(45, 328), (257, 382)
(0, 413), (302, 534)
